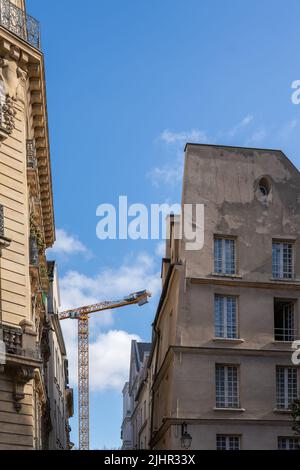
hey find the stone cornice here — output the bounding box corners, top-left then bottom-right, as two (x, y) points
(189, 276), (300, 291)
(0, 26), (55, 247)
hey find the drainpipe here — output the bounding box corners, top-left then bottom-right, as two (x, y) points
(150, 326), (161, 449)
(0, 205), (11, 329)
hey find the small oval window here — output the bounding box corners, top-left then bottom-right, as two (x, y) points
(259, 177), (271, 196)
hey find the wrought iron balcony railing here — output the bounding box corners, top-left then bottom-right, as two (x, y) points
(0, 0), (40, 50)
(274, 328), (298, 342)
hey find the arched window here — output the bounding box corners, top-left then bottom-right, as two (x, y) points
(258, 177), (271, 197)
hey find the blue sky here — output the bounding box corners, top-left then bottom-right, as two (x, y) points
(28, 0), (300, 449)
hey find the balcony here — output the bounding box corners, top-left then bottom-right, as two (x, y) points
(0, 0), (40, 50)
(0, 324), (41, 360)
(274, 327), (298, 343)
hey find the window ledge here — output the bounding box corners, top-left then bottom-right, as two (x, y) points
(270, 278), (296, 282)
(214, 407), (245, 412)
(211, 273), (242, 279)
(212, 338), (245, 344)
(272, 341), (296, 345)
(273, 408), (292, 414)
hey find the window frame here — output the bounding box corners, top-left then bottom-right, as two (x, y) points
(215, 364), (240, 409)
(272, 240), (294, 280)
(278, 437), (300, 450)
(216, 434), (241, 451)
(214, 294), (239, 339)
(274, 299), (297, 342)
(276, 366), (299, 410)
(214, 236), (237, 276)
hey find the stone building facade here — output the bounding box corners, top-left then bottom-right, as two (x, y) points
(123, 144), (300, 450)
(45, 262), (73, 450)
(121, 341), (151, 450)
(0, 0), (70, 450)
(148, 144), (300, 450)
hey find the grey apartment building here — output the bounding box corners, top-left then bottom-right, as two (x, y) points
(142, 144), (300, 450)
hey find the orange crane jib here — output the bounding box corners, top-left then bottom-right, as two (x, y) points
(57, 289), (151, 451)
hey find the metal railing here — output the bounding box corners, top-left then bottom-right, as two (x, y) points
(274, 328), (298, 342)
(0, 0), (40, 50)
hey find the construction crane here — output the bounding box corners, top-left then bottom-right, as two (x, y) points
(58, 290), (151, 451)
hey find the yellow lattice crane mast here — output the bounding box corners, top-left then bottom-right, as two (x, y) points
(59, 290), (151, 450)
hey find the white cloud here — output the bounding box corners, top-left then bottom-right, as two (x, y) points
(148, 159), (183, 187)
(159, 128), (209, 146)
(90, 330), (140, 391)
(59, 252), (161, 312)
(59, 252), (160, 391)
(61, 320), (140, 391)
(278, 119), (298, 140)
(245, 129), (266, 146)
(48, 229), (89, 256)
(155, 242), (165, 258)
(227, 114), (254, 138)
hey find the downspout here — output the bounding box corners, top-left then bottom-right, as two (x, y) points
(150, 326), (161, 449)
(0, 205), (11, 329)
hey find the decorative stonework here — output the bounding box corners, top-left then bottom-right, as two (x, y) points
(2, 362), (35, 412)
(0, 203), (11, 249)
(1, 93), (16, 131)
(2, 325), (22, 355)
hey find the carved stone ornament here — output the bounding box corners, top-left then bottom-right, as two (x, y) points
(2, 95), (16, 132)
(6, 365), (35, 412)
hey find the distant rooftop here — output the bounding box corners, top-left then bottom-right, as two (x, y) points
(0, 0), (41, 50)
(137, 342), (151, 364)
(184, 142), (282, 153)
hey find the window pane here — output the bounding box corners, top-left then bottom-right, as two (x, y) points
(214, 238), (236, 275)
(274, 301), (295, 342)
(273, 242), (293, 279)
(214, 238), (223, 273)
(278, 437), (300, 450)
(276, 367), (298, 409)
(215, 296), (224, 338)
(272, 243), (281, 278)
(226, 296), (237, 339)
(217, 435), (240, 450)
(216, 365), (226, 408)
(216, 365), (239, 408)
(225, 239), (235, 275)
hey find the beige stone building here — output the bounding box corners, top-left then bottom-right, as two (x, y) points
(144, 144), (300, 450)
(121, 341), (151, 450)
(0, 0), (70, 450)
(45, 261), (74, 450)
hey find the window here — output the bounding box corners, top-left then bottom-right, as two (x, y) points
(274, 300), (296, 342)
(272, 242), (294, 279)
(214, 237), (236, 275)
(278, 437), (300, 450)
(276, 367), (298, 410)
(216, 435), (241, 450)
(215, 295), (238, 339)
(258, 177), (271, 197)
(216, 365), (239, 408)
